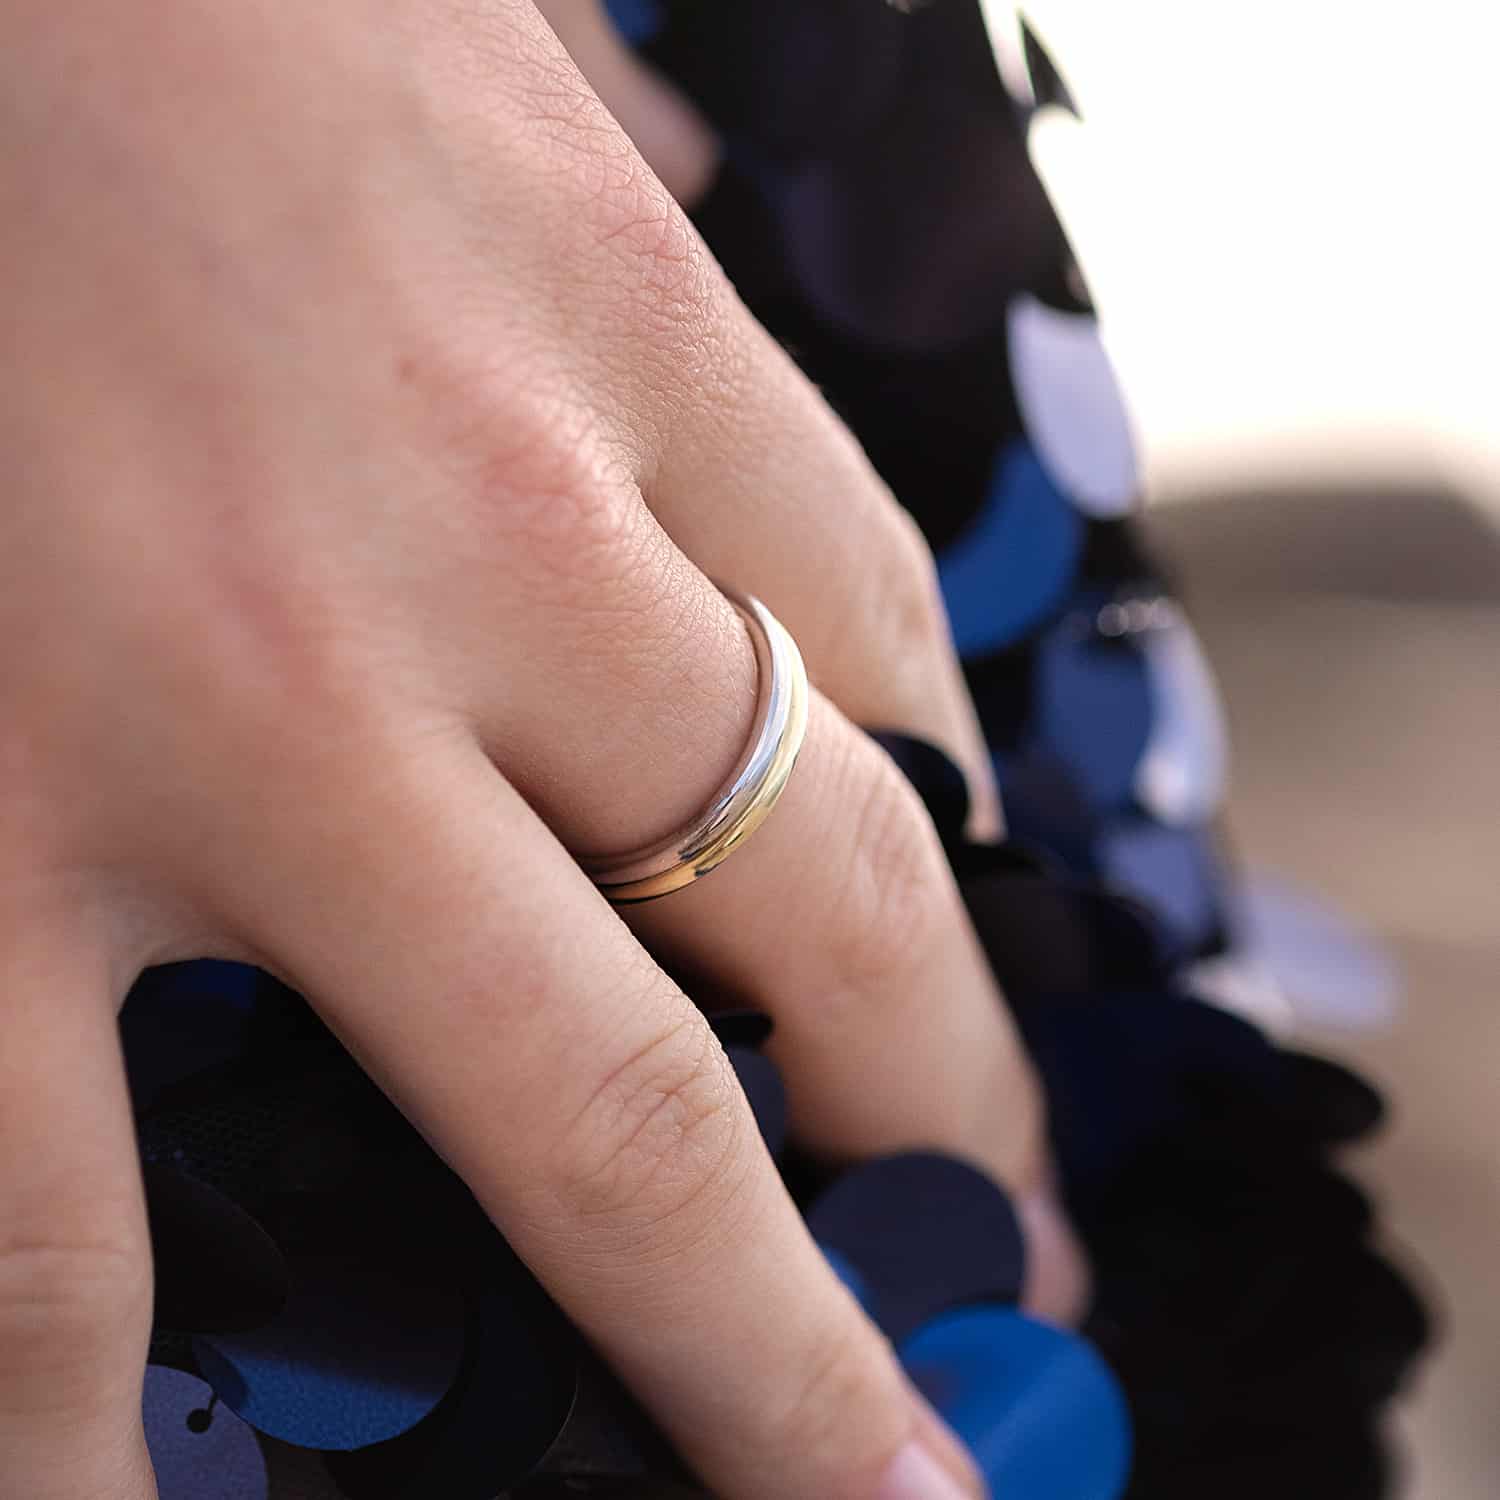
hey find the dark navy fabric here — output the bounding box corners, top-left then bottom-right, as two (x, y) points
(806, 1153), (1026, 1342)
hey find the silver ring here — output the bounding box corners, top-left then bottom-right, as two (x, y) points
(577, 587), (809, 904)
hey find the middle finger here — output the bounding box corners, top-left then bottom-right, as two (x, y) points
(449, 491), (1079, 1313)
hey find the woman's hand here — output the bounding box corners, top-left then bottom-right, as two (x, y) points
(0, 3), (1077, 1496)
(533, 0), (722, 205)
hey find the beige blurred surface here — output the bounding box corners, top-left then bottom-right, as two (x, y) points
(1150, 492), (1500, 1499)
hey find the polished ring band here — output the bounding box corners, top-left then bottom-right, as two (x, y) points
(579, 587), (810, 904)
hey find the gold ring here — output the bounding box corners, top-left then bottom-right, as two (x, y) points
(577, 587), (809, 904)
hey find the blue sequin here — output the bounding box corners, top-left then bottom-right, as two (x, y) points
(323, 1276), (579, 1500)
(901, 1308), (1131, 1500)
(938, 443), (1084, 657)
(195, 1261), (464, 1450)
(808, 1154), (1025, 1343)
(603, 0), (664, 46)
(1101, 819), (1224, 954)
(1033, 629), (1153, 813)
(143, 1365), (268, 1500)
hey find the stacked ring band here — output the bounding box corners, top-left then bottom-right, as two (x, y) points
(577, 586), (810, 904)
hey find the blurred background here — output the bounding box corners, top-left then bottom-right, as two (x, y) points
(995, 0), (1500, 509)
(994, 2), (1499, 1493)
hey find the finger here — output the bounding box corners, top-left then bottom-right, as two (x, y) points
(446, 4), (1000, 838)
(626, 690), (1085, 1322)
(636, 690), (1027, 1175)
(237, 743), (984, 1500)
(402, 393), (1072, 1306)
(0, 907), (154, 1500)
(439, 492), (1077, 1311)
(643, 295), (1003, 841)
(533, 0), (720, 206)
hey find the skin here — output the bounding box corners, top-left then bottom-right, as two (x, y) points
(0, 3), (1084, 1497)
(535, 0), (724, 206)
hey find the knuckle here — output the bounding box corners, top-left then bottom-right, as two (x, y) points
(826, 750), (952, 1002)
(0, 1237), (150, 1387)
(476, 410), (646, 592)
(822, 495), (955, 718)
(560, 131), (713, 339)
(409, 353), (651, 604)
(504, 38), (709, 328)
(551, 1014), (747, 1238)
(570, 172), (729, 406)
(583, 154), (706, 309)
(437, 9), (716, 340)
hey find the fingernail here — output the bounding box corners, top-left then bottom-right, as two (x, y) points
(876, 1439), (984, 1500)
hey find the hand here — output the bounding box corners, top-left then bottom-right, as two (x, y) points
(0, 4), (1078, 1497)
(533, 0), (722, 205)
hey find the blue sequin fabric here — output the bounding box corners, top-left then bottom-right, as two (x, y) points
(129, 5), (1427, 1497)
